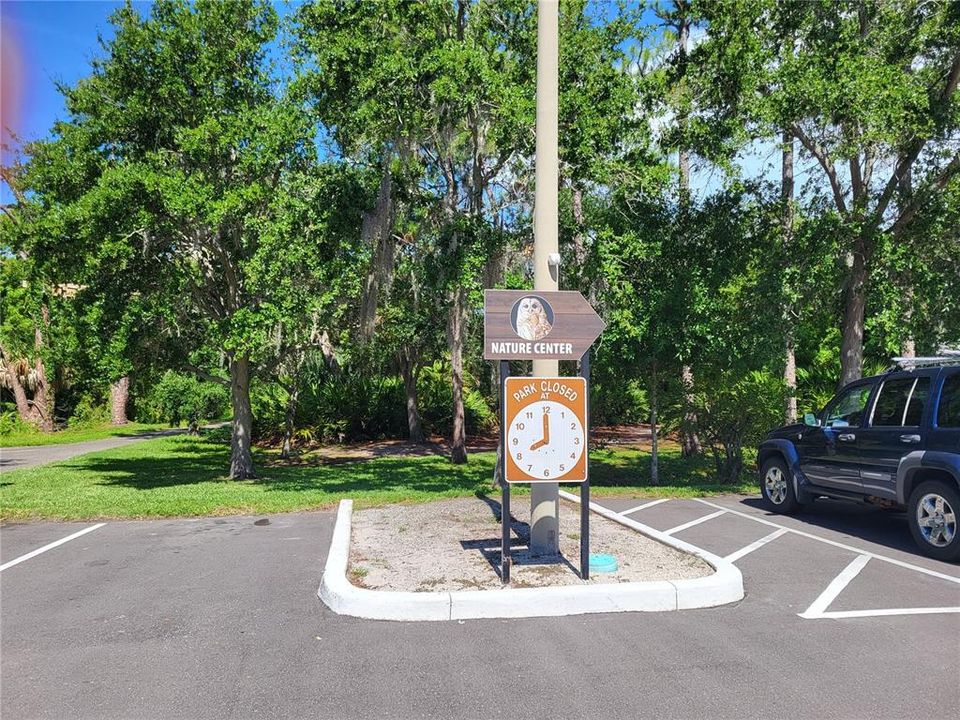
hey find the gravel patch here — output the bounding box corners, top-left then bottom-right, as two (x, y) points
(349, 495), (711, 591)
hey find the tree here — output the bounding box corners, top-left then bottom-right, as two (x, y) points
(0, 256), (58, 431)
(696, 0), (960, 386)
(295, 0), (535, 463)
(650, 0), (708, 456)
(12, 0), (328, 477)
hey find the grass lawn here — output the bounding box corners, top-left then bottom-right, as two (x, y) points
(0, 422), (169, 448)
(0, 433), (757, 520)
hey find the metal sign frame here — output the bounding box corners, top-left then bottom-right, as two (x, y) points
(498, 353), (591, 584)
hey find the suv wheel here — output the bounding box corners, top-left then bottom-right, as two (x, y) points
(760, 457), (800, 514)
(908, 480), (960, 562)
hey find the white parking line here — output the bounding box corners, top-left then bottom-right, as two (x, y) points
(663, 510), (726, 536)
(798, 554), (960, 619)
(807, 606), (960, 619)
(620, 498), (669, 516)
(799, 554), (872, 618)
(0, 523), (106, 572)
(694, 498), (960, 585)
(724, 528), (789, 563)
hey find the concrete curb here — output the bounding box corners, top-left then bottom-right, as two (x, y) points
(557, 490), (744, 610)
(318, 496), (744, 622)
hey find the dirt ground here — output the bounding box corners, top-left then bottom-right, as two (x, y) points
(262, 424), (673, 468)
(348, 495), (711, 591)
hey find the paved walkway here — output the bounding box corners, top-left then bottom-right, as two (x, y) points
(0, 426), (225, 473)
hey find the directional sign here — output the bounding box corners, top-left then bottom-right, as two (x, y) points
(504, 376), (588, 483)
(483, 289), (605, 360)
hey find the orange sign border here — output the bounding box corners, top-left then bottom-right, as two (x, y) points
(504, 376), (588, 483)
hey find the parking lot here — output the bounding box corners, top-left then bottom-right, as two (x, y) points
(594, 495), (960, 619)
(2, 495), (959, 719)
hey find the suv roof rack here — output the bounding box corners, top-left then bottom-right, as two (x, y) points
(890, 354), (960, 370)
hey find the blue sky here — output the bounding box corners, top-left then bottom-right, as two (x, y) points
(1, 1), (655, 151)
(2, 1), (128, 154)
(0, 0), (299, 203)
(1, 1), (782, 205)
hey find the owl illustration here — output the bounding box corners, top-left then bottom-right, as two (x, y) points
(515, 296), (553, 341)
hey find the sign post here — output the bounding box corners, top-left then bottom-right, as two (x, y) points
(498, 360), (512, 584)
(532, 0), (561, 556)
(486, 289), (604, 583)
(579, 351), (590, 579)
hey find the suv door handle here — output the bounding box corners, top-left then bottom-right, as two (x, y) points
(838, 433), (856, 442)
(899, 434), (921, 444)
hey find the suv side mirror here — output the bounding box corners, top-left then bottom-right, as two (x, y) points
(803, 412), (821, 427)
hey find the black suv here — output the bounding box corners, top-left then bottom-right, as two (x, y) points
(757, 359), (960, 561)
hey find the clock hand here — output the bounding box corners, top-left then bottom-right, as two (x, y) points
(530, 410), (551, 451)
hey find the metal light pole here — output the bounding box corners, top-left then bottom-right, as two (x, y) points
(530, 0), (560, 556)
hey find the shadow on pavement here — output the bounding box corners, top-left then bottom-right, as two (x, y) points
(737, 496), (925, 559)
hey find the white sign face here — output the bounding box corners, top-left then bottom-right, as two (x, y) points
(507, 400), (585, 481)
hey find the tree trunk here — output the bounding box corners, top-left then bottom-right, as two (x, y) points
(784, 338), (798, 424)
(31, 324), (54, 432)
(401, 355), (424, 444)
(359, 160), (396, 340)
(900, 333), (916, 359)
(319, 330), (340, 374)
(839, 243), (867, 388)
(675, 9), (700, 457)
(898, 167), (915, 360)
(229, 354), (256, 479)
(680, 364), (701, 457)
(650, 364), (659, 487)
(781, 130), (797, 424)
(448, 288), (468, 464)
(900, 271), (915, 359)
(3, 358), (36, 426)
(30, 362), (54, 432)
(571, 184), (588, 273)
(110, 376), (130, 425)
(280, 384), (299, 459)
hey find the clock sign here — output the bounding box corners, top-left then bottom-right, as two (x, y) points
(504, 376), (588, 483)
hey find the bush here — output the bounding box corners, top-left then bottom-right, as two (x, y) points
(0, 409), (36, 436)
(417, 361), (495, 437)
(254, 360), (496, 445)
(141, 371), (230, 428)
(591, 377), (648, 426)
(694, 370), (787, 483)
(67, 394), (111, 428)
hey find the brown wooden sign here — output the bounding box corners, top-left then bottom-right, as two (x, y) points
(483, 289), (605, 360)
(504, 376), (588, 483)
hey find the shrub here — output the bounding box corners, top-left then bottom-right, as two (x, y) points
(141, 371), (230, 427)
(67, 394), (111, 428)
(591, 377), (648, 426)
(417, 361), (495, 436)
(694, 370), (787, 483)
(255, 360), (496, 445)
(0, 409), (36, 436)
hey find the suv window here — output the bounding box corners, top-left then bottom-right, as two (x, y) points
(823, 384), (873, 428)
(872, 377), (930, 427)
(938, 373), (960, 428)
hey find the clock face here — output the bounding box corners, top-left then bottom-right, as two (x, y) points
(506, 399), (585, 482)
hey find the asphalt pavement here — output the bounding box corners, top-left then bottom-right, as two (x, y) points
(0, 425), (228, 473)
(2, 496), (958, 719)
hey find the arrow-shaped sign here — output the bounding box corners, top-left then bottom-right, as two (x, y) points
(483, 289), (605, 360)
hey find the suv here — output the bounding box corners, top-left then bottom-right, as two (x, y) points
(757, 358), (960, 561)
